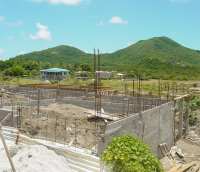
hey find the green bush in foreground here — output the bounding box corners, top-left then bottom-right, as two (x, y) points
(101, 135), (163, 172)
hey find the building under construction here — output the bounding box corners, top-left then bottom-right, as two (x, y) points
(0, 50), (192, 160)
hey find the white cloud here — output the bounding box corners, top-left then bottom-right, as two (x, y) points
(127, 41), (136, 47)
(109, 16), (128, 25)
(18, 51), (26, 55)
(30, 23), (52, 41)
(0, 16), (5, 22)
(0, 48), (4, 58)
(32, 0), (81, 6)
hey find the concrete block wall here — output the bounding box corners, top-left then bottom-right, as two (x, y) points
(97, 102), (174, 157)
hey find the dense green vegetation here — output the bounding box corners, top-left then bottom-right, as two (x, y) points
(189, 96), (200, 126)
(101, 135), (163, 172)
(1, 36), (200, 80)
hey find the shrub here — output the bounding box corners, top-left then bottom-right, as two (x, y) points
(101, 135), (163, 172)
(4, 65), (25, 76)
(188, 96), (200, 126)
(190, 96), (200, 111)
(189, 112), (198, 126)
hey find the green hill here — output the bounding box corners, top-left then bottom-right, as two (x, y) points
(103, 36), (200, 66)
(3, 36), (200, 80)
(14, 45), (90, 64)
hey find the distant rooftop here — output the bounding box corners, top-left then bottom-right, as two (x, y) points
(40, 68), (69, 73)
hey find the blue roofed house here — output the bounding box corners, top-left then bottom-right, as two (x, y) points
(40, 68), (70, 81)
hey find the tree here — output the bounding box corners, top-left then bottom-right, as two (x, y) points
(23, 61), (40, 71)
(80, 64), (91, 72)
(4, 65), (25, 76)
(101, 135), (163, 172)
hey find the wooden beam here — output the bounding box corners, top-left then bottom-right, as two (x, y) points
(0, 124), (16, 172)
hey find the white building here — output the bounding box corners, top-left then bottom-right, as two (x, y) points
(95, 71), (112, 79)
(40, 68), (70, 81)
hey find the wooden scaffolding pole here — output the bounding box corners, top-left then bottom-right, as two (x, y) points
(0, 124), (16, 172)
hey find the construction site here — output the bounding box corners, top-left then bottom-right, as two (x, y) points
(0, 51), (200, 172)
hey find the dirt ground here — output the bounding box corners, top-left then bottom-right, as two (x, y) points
(176, 139), (200, 162)
(40, 103), (95, 118)
(161, 139), (200, 172)
(21, 103), (106, 150)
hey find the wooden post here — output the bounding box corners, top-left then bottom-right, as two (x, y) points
(64, 118), (67, 145)
(185, 96), (191, 136)
(0, 124), (16, 172)
(179, 99), (184, 138)
(55, 116), (58, 142)
(74, 117), (77, 148)
(37, 89), (40, 116)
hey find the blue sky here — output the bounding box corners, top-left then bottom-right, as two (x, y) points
(0, 0), (199, 59)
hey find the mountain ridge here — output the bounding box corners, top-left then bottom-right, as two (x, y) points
(6, 36), (200, 80)
(13, 36), (200, 66)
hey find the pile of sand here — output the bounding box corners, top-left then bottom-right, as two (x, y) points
(0, 143), (72, 172)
